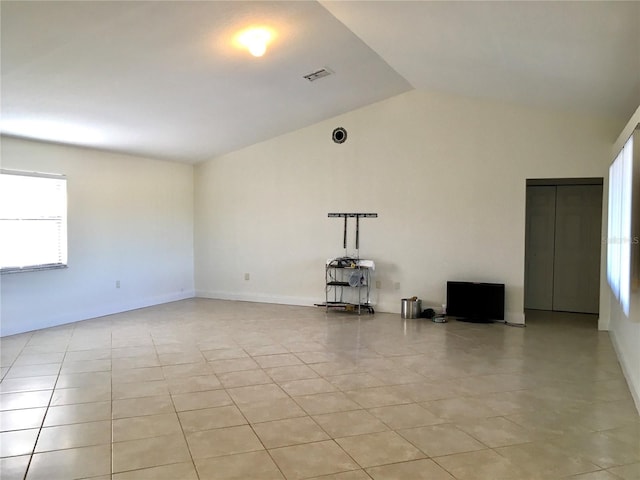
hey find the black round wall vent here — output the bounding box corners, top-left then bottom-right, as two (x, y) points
(332, 127), (347, 144)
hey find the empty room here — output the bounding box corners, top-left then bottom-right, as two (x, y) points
(1, 1), (639, 479)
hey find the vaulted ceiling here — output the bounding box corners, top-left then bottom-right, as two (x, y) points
(2, 1), (638, 163)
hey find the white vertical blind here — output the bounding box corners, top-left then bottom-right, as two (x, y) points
(607, 135), (633, 315)
(0, 170), (67, 272)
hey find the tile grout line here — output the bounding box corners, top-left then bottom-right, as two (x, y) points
(21, 330), (70, 480)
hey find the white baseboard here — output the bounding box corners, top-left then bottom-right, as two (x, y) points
(0, 290), (196, 337)
(608, 328), (640, 415)
(196, 291), (404, 315)
(194, 294), (526, 327)
(506, 311), (526, 326)
(195, 290), (319, 308)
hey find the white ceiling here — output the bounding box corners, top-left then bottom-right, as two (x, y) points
(2, 1), (638, 164)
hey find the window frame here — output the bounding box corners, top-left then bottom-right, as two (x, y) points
(0, 169), (68, 275)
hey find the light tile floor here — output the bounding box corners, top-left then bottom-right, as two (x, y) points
(1, 299), (639, 479)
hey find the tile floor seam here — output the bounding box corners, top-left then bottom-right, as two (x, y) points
(244, 411), (289, 480)
(273, 438), (365, 480)
(23, 343), (68, 480)
(109, 459), (196, 479)
(423, 456), (460, 480)
(12, 335), (56, 479)
(173, 373), (282, 479)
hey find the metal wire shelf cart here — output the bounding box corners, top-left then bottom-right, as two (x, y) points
(316, 212), (378, 315)
(324, 257), (374, 314)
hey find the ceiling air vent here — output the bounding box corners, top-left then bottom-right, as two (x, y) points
(303, 68), (333, 82)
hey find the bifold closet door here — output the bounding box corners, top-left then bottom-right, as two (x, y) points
(524, 186), (556, 310)
(552, 185), (602, 314)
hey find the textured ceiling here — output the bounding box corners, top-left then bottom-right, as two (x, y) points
(1, 1), (638, 163)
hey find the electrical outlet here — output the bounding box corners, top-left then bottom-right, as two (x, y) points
(375, 280), (381, 289)
(244, 273), (250, 281)
(116, 280), (120, 289)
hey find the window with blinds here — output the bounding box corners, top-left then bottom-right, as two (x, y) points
(0, 170), (68, 273)
(607, 135), (634, 315)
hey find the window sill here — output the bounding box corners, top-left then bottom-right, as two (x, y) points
(1, 264), (68, 275)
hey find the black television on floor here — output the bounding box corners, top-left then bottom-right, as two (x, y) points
(446, 281), (505, 323)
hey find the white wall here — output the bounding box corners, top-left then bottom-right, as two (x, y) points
(606, 106), (640, 410)
(195, 89), (619, 324)
(0, 137), (195, 336)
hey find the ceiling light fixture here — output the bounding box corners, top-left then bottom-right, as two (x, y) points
(235, 27), (273, 57)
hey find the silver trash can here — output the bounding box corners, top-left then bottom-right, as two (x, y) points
(401, 298), (422, 319)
